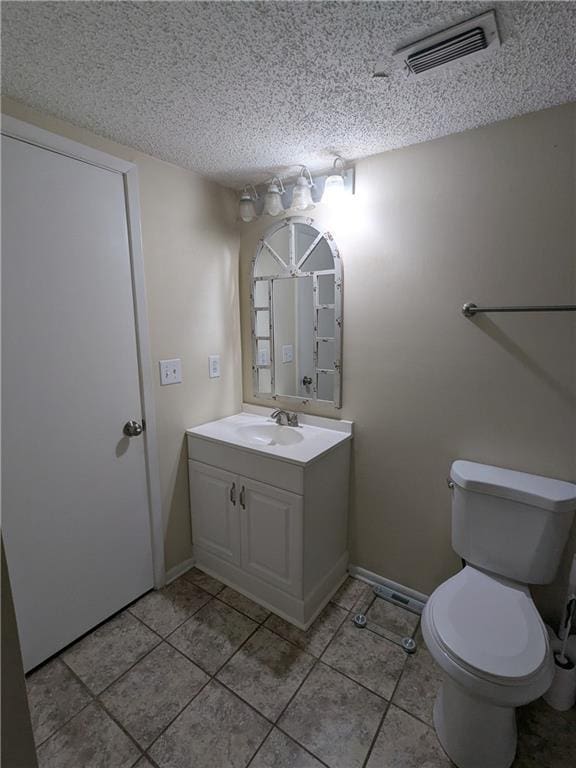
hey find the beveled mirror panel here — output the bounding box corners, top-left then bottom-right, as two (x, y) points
(251, 217), (342, 407)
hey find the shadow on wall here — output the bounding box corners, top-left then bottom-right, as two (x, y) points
(475, 316), (576, 408)
(473, 315), (576, 625)
(533, 517), (576, 628)
(165, 438), (193, 572)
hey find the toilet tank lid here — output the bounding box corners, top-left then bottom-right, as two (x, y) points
(450, 461), (576, 513)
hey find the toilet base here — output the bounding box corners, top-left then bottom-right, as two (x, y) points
(433, 675), (517, 768)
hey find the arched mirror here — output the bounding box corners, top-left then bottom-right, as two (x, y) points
(251, 216), (343, 407)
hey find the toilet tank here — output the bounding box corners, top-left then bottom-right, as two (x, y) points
(450, 461), (576, 584)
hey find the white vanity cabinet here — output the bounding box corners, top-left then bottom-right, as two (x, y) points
(189, 462), (303, 596)
(186, 410), (352, 629)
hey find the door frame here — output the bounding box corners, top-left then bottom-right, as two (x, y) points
(2, 114), (166, 589)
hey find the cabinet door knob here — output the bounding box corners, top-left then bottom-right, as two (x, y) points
(240, 486), (246, 509)
(230, 482), (236, 505)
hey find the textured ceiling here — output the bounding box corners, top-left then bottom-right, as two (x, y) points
(2, 1), (575, 188)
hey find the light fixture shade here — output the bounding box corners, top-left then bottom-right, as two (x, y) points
(239, 192), (256, 222)
(292, 176), (314, 210)
(322, 172), (345, 205)
(264, 182), (284, 216)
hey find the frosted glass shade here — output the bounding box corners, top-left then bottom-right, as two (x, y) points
(239, 193), (256, 222)
(264, 182), (284, 216)
(322, 173), (345, 204)
(292, 176), (314, 210)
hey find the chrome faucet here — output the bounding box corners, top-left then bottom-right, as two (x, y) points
(271, 409), (299, 427)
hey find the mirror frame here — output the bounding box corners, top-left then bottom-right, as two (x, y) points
(250, 216), (343, 408)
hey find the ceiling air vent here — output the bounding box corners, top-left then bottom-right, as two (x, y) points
(391, 11), (500, 79)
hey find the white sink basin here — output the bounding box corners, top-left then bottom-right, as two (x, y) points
(235, 424), (304, 447)
(187, 408), (353, 465)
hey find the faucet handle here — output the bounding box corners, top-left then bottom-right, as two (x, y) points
(288, 413), (299, 427)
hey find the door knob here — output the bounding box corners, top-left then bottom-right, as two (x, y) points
(123, 420), (144, 437)
(302, 376), (313, 386)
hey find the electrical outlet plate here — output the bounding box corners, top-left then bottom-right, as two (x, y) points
(159, 358), (182, 385)
(209, 354), (220, 378)
(282, 344), (293, 363)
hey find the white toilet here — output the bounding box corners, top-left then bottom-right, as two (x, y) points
(422, 460), (576, 768)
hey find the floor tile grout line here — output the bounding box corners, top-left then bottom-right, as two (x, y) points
(32, 700), (94, 751)
(85, 686), (148, 759)
(104, 611), (270, 759)
(242, 721), (277, 768)
(34, 662), (147, 764)
(52, 614), (211, 760)
(360, 700), (392, 768)
(73, 633), (164, 698)
(210, 621), (263, 679)
(390, 701), (436, 731)
(31, 574), (427, 768)
(362, 693), (403, 766)
(207, 622), (320, 726)
(316, 609), (413, 702)
(360, 624), (422, 768)
(274, 724), (333, 768)
(262, 605), (349, 660)
(127, 586), (215, 638)
(214, 592), (271, 624)
(138, 674), (213, 758)
(96, 656), (212, 755)
(262, 651), (392, 767)
(272, 657), (321, 726)
(245, 722), (333, 768)
(141, 678), (212, 757)
(318, 655), (403, 703)
(182, 570), (275, 626)
(141, 627), (274, 759)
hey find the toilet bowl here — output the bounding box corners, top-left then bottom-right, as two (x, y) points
(422, 460), (576, 768)
(422, 566), (554, 768)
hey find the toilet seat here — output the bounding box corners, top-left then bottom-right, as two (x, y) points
(427, 567), (548, 684)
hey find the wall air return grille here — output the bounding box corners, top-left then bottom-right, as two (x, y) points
(391, 10), (500, 79)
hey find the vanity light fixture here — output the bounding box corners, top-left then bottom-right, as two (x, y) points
(322, 157), (346, 205)
(264, 176), (286, 216)
(291, 166), (315, 211)
(239, 184), (259, 222)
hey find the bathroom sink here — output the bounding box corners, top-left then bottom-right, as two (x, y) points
(187, 408), (353, 465)
(235, 424), (304, 447)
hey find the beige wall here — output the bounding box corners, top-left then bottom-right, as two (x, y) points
(2, 97), (242, 573)
(240, 104), (576, 624)
(4, 97), (575, 626)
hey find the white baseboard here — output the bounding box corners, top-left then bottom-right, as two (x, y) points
(349, 564), (429, 606)
(165, 555), (195, 585)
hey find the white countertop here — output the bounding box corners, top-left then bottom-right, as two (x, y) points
(186, 406), (353, 466)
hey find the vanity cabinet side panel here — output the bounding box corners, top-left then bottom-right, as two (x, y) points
(302, 441), (351, 594)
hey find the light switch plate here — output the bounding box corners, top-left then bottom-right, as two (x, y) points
(209, 354), (221, 379)
(282, 345), (293, 363)
(159, 358), (182, 385)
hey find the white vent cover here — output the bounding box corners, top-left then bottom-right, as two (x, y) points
(392, 11), (501, 79)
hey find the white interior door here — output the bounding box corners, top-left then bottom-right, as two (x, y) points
(2, 134), (154, 671)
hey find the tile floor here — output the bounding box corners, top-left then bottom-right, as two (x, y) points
(26, 570), (576, 768)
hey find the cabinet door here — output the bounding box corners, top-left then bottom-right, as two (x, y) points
(240, 478), (303, 596)
(188, 461), (240, 565)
